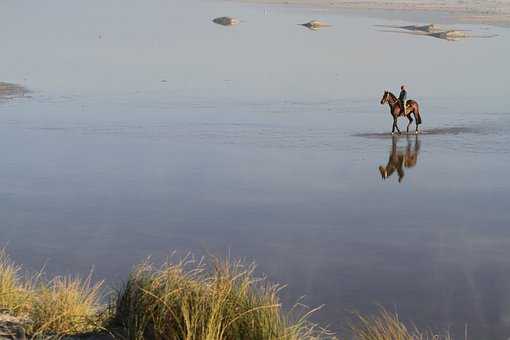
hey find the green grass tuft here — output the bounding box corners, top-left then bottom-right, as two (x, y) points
(110, 255), (334, 340)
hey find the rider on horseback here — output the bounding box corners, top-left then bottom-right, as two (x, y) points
(398, 85), (407, 114)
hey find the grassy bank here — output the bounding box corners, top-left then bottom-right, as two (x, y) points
(1, 250), (452, 339)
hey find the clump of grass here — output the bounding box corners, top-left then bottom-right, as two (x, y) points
(0, 249), (104, 336)
(3, 249), (460, 340)
(27, 275), (104, 336)
(351, 308), (453, 340)
(111, 256), (333, 340)
(0, 249), (31, 315)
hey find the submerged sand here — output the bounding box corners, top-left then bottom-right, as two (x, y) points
(233, 0), (510, 26)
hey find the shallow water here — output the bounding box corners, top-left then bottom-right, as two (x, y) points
(1, 0), (510, 338)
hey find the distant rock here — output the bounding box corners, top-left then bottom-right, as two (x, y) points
(0, 82), (27, 100)
(400, 24), (442, 32)
(212, 17), (241, 26)
(429, 30), (469, 40)
(300, 20), (331, 30)
(376, 23), (482, 41)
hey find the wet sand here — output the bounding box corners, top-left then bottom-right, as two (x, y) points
(354, 126), (481, 138)
(232, 0), (510, 26)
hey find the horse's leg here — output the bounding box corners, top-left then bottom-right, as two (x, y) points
(406, 114), (413, 134)
(394, 117), (401, 134)
(391, 116), (396, 134)
(413, 105), (422, 134)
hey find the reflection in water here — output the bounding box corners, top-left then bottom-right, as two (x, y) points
(378, 135), (420, 183)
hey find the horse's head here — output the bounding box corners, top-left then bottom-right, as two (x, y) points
(380, 91), (389, 105)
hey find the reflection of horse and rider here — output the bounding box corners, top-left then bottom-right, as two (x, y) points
(378, 135), (420, 183)
(380, 85), (422, 134)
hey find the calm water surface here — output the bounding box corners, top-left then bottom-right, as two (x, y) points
(1, 0), (510, 338)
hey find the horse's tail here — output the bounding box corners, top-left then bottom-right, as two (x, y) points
(414, 104), (422, 125)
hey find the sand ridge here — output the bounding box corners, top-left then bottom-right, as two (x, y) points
(232, 0), (510, 25)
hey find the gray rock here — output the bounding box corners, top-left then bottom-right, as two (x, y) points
(0, 318), (26, 340)
(212, 17), (240, 26)
(300, 20), (331, 30)
(0, 314), (115, 340)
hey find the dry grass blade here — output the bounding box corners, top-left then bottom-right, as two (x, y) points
(351, 308), (453, 340)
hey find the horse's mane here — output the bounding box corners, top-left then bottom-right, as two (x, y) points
(387, 91), (397, 100)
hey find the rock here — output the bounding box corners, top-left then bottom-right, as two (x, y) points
(0, 82), (27, 100)
(0, 314), (115, 340)
(400, 24), (442, 32)
(429, 30), (468, 40)
(0, 315), (26, 340)
(300, 20), (331, 30)
(442, 30), (468, 37)
(212, 17), (240, 26)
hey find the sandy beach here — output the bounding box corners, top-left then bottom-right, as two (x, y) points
(232, 0), (510, 26)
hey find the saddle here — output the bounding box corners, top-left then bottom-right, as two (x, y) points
(401, 100), (411, 115)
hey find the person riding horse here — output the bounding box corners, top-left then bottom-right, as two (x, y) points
(398, 85), (407, 113)
(380, 88), (422, 134)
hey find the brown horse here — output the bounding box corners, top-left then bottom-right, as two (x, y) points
(379, 134), (421, 183)
(380, 91), (422, 134)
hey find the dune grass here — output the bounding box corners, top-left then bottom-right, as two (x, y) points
(110, 256), (333, 340)
(0, 249), (104, 336)
(0, 249), (32, 315)
(2, 249), (458, 340)
(27, 275), (104, 336)
(351, 308), (453, 340)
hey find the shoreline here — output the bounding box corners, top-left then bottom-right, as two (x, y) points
(230, 0), (510, 26)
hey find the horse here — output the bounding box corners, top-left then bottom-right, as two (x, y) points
(378, 134), (421, 183)
(380, 91), (422, 134)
